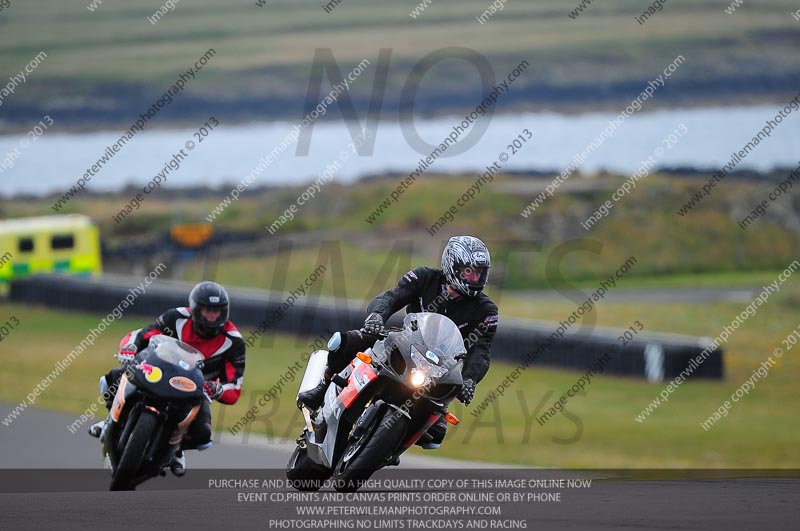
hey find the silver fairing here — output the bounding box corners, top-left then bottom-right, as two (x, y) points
(307, 355), (376, 469)
(297, 349), (329, 395)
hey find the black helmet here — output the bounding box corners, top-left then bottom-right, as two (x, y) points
(188, 281), (230, 338)
(441, 236), (491, 297)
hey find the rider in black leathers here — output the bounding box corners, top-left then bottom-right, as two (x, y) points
(298, 236), (498, 448)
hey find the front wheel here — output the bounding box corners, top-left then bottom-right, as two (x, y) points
(110, 411), (158, 491)
(286, 445), (330, 491)
(333, 408), (409, 492)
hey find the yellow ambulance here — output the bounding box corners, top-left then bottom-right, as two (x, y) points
(0, 215), (102, 289)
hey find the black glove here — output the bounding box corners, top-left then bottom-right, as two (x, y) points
(363, 312), (385, 336)
(458, 379), (475, 405)
(204, 380), (224, 401)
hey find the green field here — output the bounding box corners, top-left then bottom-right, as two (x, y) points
(2, 0), (798, 126)
(6, 171), (798, 294)
(2, 297), (798, 469)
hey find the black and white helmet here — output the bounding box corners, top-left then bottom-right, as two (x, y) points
(441, 236), (491, 297)
(188, 281), (230, 338)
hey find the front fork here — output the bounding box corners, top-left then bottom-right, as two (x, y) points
(400, 411), (444, 451)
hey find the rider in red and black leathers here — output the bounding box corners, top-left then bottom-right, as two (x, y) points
(118, 306), (246, 406)
(90, 281), (245, 474)
(299, 236), (498, 449)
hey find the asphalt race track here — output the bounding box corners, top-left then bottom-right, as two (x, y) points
(0, 402), (797, 531)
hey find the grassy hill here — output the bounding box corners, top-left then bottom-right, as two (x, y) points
(2, 0), (799, 128)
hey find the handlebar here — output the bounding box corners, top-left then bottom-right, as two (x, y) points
(359, 327), (387, 339)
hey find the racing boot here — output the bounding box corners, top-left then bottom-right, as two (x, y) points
(298, 332), (347, 410)
(170, 450), (186, 477)
(89, 375), (111, 438)
(415, 417), (447, 450)
(297, 369), (332, 411)
(88, 420), (105, 438)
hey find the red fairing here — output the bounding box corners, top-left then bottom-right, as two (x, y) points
(402, 413), (441, 450)
(338, 362), (378, 408)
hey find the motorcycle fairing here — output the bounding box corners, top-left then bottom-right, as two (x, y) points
(339, 358), (379, 408)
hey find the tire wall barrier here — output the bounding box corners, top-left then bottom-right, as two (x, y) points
(10, 275), (723, 381)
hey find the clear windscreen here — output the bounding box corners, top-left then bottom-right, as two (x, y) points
(149, 335), (204, 369)
(403, 312), (466, 364)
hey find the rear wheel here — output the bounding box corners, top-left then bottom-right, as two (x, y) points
(286, 444), (331, 491)
(333, 408), (409, 492)
(110, 412), (158, 491)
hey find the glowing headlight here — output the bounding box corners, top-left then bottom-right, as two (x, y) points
(410, 369), (427, 387)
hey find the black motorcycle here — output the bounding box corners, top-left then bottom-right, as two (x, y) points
(288, 313), (465, 492)
(102, 335), (205, 490)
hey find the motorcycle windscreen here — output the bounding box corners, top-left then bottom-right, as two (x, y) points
(149, 335), (204, 369)
(403, 312), (466, 365)
(298, 349), (329, 395)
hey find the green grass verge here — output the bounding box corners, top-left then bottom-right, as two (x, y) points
(2, 300), (798, 468)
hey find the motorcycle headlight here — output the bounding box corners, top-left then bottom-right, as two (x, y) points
(410, 369), (427, 388)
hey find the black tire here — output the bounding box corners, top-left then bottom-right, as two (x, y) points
(286, 445), (330, 492)
(110, 411), (158, 491)
(333, 408), (409, 492)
